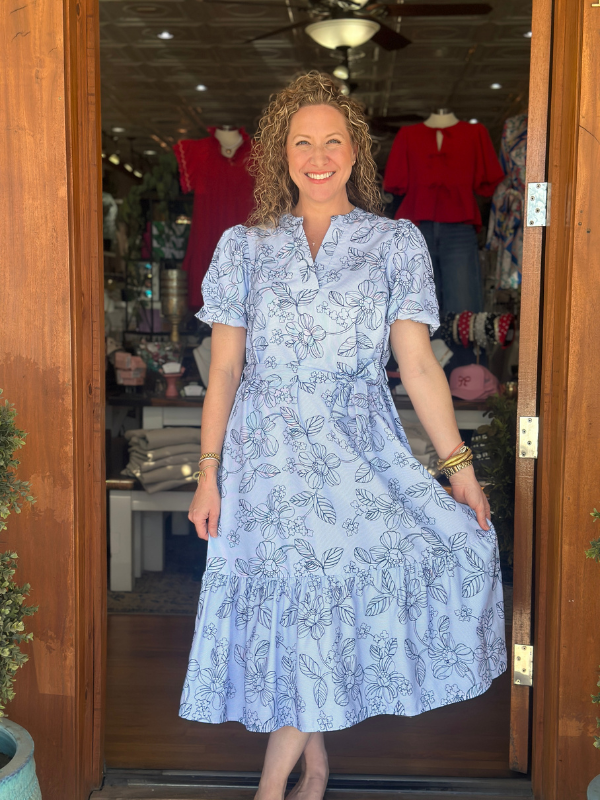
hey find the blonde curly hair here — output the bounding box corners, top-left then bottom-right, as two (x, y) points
(247, 71), (383, 228)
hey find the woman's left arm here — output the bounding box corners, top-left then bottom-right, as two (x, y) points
(389, 318), (491, 530)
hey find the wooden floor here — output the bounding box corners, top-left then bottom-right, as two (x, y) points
(106, 615), (513, 778)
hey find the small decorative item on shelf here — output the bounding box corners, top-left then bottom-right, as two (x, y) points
(160, 268), (188, 343)
(159, 361), (185, 398)
(136, 339), (181, 372)
(114, 351), (147, 386)
(438, 311), (517, 362)
(503, 380), (518, 398)
(182, 383), (206, 398)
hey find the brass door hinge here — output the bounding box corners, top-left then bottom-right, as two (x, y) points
(519, 416), (539, 459)
(514, 644), (533, 686)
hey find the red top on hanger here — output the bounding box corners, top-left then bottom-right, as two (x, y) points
(383, 121), (504, 230)
(173, 128), (255, 309)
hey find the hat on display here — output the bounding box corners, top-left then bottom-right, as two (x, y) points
(449, 365), (500, 401)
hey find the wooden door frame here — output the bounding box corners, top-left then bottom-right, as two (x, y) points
(531, 0), (600, 798)
(3, 0), (600, 797)
(508, 0), (552, 774)
(0, 0), (104, 796)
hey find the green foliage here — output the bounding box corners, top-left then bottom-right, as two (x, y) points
(117, 152), (181, 260)
(586, 509), (600, 564)
(587, 509), (600, 747)
(0, 391), (37, 716)
(476, 393), (517, 567)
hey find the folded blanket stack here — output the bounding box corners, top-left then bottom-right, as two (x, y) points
(122, 427), (201, 493)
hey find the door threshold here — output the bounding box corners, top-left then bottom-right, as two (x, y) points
(91, 770), (533, 799)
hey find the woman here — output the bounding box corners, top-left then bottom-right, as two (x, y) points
(183, 72), (506, 800)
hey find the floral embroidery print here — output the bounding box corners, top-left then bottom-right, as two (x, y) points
(180, 208), (507, 733)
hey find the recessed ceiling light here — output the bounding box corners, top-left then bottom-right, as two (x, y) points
(333, 64), (349, 80)
(490, 83), (502, 90)
(133, 170), (143, 178)
(108, 154), (120, 165)
(101, 152), (106, 158)
(523, 31), (532, 38)
(157, 31), (173, 40)
(143, 149), (156, 156)
(112, 126), (125, 133)
(124, 163), (133, 172)
(469, 118), (478, 124)
(177, 128), (188, 134)
(195, 84), (207, 92)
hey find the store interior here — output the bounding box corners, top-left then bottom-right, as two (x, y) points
(101, 0), (531, 776)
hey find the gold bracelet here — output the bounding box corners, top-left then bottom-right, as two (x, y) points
(441, 458), (474, 478)
(438, 450), (473, 469)
(437, 445), (472, 470)
(198, 452), (221, 465)
(193, 464), (219, 482)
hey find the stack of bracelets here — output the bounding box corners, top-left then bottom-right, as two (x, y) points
(437, 311), (516, 354)
(437, 442), (474, 479)
(193, 451), (221, 482)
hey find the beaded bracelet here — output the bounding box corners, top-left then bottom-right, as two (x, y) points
(198, 452), (221, 465)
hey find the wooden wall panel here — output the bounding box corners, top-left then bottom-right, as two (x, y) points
(533, 0), (600, 798)
(0, 0), (104, 798)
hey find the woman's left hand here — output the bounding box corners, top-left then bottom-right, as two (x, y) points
(448, 466), (491, 530)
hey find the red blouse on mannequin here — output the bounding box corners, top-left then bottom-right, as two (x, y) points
(173, 128), (254, 309)
(383, 121), (504, 231)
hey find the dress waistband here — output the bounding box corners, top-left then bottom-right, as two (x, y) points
(241, 361), (386, 421)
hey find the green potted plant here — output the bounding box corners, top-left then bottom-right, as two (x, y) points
(0, 391), (40, 798)
(475, 393), (517, 582)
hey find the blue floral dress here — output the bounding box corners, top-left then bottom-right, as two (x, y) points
(179, 207), (507, 733)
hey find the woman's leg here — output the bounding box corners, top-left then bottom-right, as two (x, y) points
(286, 732), (329, 800)
(255, 726), (311, 800)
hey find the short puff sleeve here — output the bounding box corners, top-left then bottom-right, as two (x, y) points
(386, 220), (440, 335)
(195, 226), (250, 329)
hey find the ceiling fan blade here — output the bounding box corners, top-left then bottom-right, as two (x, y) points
(201, 0), (310, 9)
(244, 19), (309, 43)
(376, 3), (493, 16)
(370, 21), (412, 50)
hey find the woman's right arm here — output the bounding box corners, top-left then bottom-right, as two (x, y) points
(188, 323), (246, 540)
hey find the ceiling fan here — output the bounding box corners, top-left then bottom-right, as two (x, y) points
(233, 1), (493, 52)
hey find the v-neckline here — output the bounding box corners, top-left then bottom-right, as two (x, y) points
(285, 207), (362, 268)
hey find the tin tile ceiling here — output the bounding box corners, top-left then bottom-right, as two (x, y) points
(100, 0), (532, 168)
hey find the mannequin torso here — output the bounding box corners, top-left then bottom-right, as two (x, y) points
(424, 110), (459, 151)
(214, 127), (243, 158)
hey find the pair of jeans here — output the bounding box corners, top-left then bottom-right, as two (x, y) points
(418, 221), (483, 315)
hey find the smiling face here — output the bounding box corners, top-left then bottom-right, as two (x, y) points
(286, 104), (357, 212)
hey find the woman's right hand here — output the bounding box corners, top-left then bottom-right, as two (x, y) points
(188, 477), (221, 540)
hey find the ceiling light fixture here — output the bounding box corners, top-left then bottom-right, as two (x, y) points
(143, 149), (157, 156)
(133, 170), (143, 178)
(333, 64), (349, 81)
(490, 83), (502, 90)
(112, 126), (125, 133)
(469, 118), (478, 124)
(157, 31), (173, 40)
(195, 84), (207, 92)
(108, 154), (120, 165)
(339, 82), (350, 96)
(523, 31), (532, 38)
(124, 163), (133, 172)
(306, 19), (380, 50)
